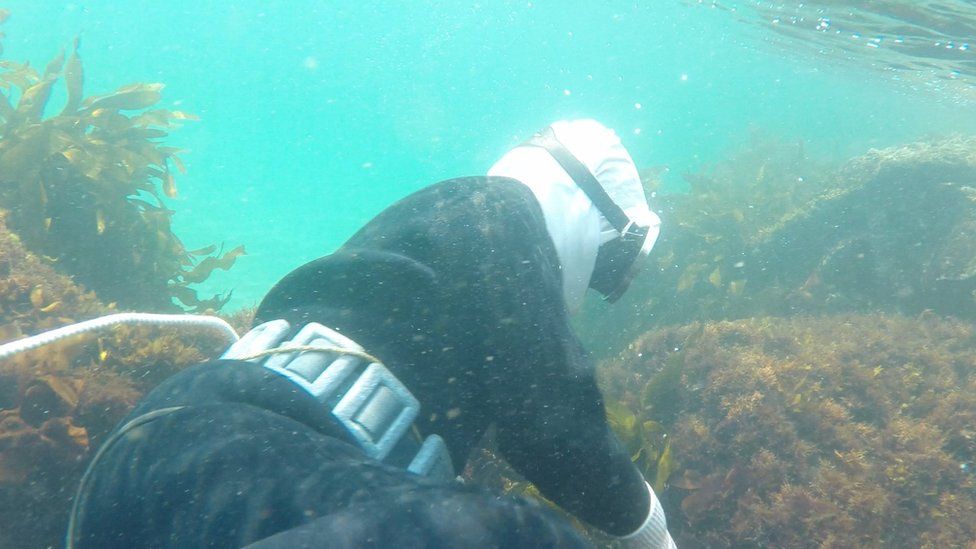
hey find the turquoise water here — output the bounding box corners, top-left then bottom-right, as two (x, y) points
(3, 1), (975, 309)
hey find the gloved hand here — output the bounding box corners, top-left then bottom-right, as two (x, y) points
(616, 482), (677, 549)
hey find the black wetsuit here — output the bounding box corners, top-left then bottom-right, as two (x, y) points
(68, 177), (648, 548)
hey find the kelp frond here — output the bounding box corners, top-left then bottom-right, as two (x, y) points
(0, 21), (242, 311)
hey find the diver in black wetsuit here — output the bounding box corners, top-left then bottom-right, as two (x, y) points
(66, 119), (676, 548)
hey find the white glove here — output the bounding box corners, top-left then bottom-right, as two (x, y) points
(617, 482), (677, 549)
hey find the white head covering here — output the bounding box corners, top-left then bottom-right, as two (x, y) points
(488, 119), (661, 313)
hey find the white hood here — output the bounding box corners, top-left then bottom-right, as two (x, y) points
(488, 119), (660, 314)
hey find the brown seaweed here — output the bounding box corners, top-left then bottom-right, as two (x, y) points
(599, 314), (976, 547)
(0, 208), (232, 547)
(0, 18), (243, 312)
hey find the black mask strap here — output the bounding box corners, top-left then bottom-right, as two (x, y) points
(525, 127), (632, 233)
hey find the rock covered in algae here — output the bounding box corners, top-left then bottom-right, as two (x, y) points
(0, 211), (231, 548)
(0, 15), (249, 545)
(747, 136), (976, 319)
(599, 314), (976, 547)
(583, 135), (976, 358)
(0, 211), (107, 342)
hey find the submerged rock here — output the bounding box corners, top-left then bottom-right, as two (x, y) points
(749, 137), (976, 319)
(600, 313), (976, 547)
(0, 211), (224, 547)
(584, 135), (976, 354)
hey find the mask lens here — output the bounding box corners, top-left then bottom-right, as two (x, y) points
(589, 224), (653, 302)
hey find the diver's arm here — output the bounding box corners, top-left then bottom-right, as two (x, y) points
(478, 243), (670, 540)
(458, 187), (674, 543)
(494, 361), (675, 546)
(492, 342), (672, 539)
(495, 394), (647, 533)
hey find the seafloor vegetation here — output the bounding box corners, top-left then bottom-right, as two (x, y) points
(586, 133), (976, 351)
(1, 7), (976, 547)
(0, 12), (242, 547)
(0, 10), (242, 312)
(586, 134), (976, 547)
(600, 315), (976, 547)
(470, 134), (976, 548)
(0, 210), (230, 547)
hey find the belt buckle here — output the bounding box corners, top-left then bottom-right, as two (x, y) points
(224, 321), (421, 462)
(332, 362), (420, 461)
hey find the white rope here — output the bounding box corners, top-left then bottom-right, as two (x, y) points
(0, 312), (240, 361)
